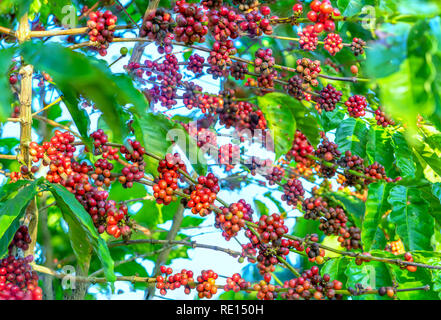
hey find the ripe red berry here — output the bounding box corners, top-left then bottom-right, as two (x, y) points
(293, 4), (303, 13)
(9, 75), (18, 85)
(324, 19), (335, 31)
(350, 65), (359, 74)
(310, 0), (322, 12)
(260, 6), (271, 16)
(320, 2), (333, 14)
(324, 33), (343, 55)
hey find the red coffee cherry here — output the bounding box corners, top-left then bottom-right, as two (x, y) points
(140, 8), (175, 54)
(314, 84), (342, 112)
(351, 37), (367, 56)
(196, 269), (218, 299)
(345, 95), (367, 118)
(87, 10), (118, 56)
(173, 0), (209, 44)
(324, 33), (343, 56)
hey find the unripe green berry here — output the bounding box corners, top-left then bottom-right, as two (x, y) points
(120, 47), (128, 56)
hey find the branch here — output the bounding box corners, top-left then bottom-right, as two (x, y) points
(33, 264), (154, 284)
(89, 250), (170, 277)
(0, 154), (18, 160)
(129, 0), (160, 65)
(137, 147), (441, 272)
(31, 96), (63, 117)
(115, 0), (139, 27)
(109, 238), (249, 260)
(0, 26), (15, 37)
(39, 194), (55, 300)
(277, 256), (301, 277)
(32, 264), (431, 298)
(282, 232), (441, 271)
(29, 24), (134, 38)
(69, 37), (370, 84)
(32, 115), (82, 139)
(145, 203), (184, 299)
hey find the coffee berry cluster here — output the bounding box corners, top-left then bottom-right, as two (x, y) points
(185, 173), (219, 217)
(154, 153), (187, 205)
(215, 199), (253, 240)
(87, 10), (117, 56)
(174, 0), (209, 44)
(0, 228), (42, 300)
(281, 266), (344, 300)
(140, 8), (175, 54)
(156, 266), (194, 296)
(28, 129), (137, 238)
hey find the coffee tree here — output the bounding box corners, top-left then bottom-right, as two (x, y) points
(0, 0), (441, 300)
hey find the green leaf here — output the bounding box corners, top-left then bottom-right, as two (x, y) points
(219, 290), (251, 300)
(339, 0), (363, 17)
(134, 112), (176, 176)
(132, 200), (162, 229)
(176, 121), (208, 176)
(362, 183), (391, 251)
(294, 106), (321, 147)
(134, 112), (207, 176)
(395, 250), (440, 299)
(263, 191), (286, 215)
(17, 0), (33, 18)
(335, 118), (368, 158)
(0, 47), (16, 122)
(258, 93), (320, 158)
(416, 249), (441, 298)
(115, 260), (148, 290)
(47, 183), (115, 281)
(20, 42), (148, 144)
(432, 182), (441, 202)
(366, 32), (408, 79)
(258, 93), (297, 159)
(377, 21), (439, 139)
(321, 256), (349, 285)
(392, 131), (416, 178)
(337, 0), (350, 12)
(253, 199), (269, 216)
(0, 179), (41, 257)
(0, 213), (21, 259)
(132, 198), (182, 229)
(292, 217), (323, 238)
(183, 49), (193, 61)
(318, 109), (345, 132)
(344, 260), (393, 300)
(180, 216), (205, 228)
(366, 127), (394, 174)
(0, 180), (30, 202)
(0, 137), (19, 153)
(62, 209), (92, 271)
(388, 185), (434, 251)
(412, 125), (441, 182)
(160, 199), (183, 222)
(47, 0), (76, 23)
(109, 181), (147, 203)
(325, 191), (365, 228)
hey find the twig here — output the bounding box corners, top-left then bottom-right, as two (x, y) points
(114, 0), (139, 27)
(29, 25), (135, 38)
(32, 115), (81, 139)
(32, 264), (432, 297)
(0, 154), (18, 160)
(109, 238), (250, 260)
(31, 96), (63, 117)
